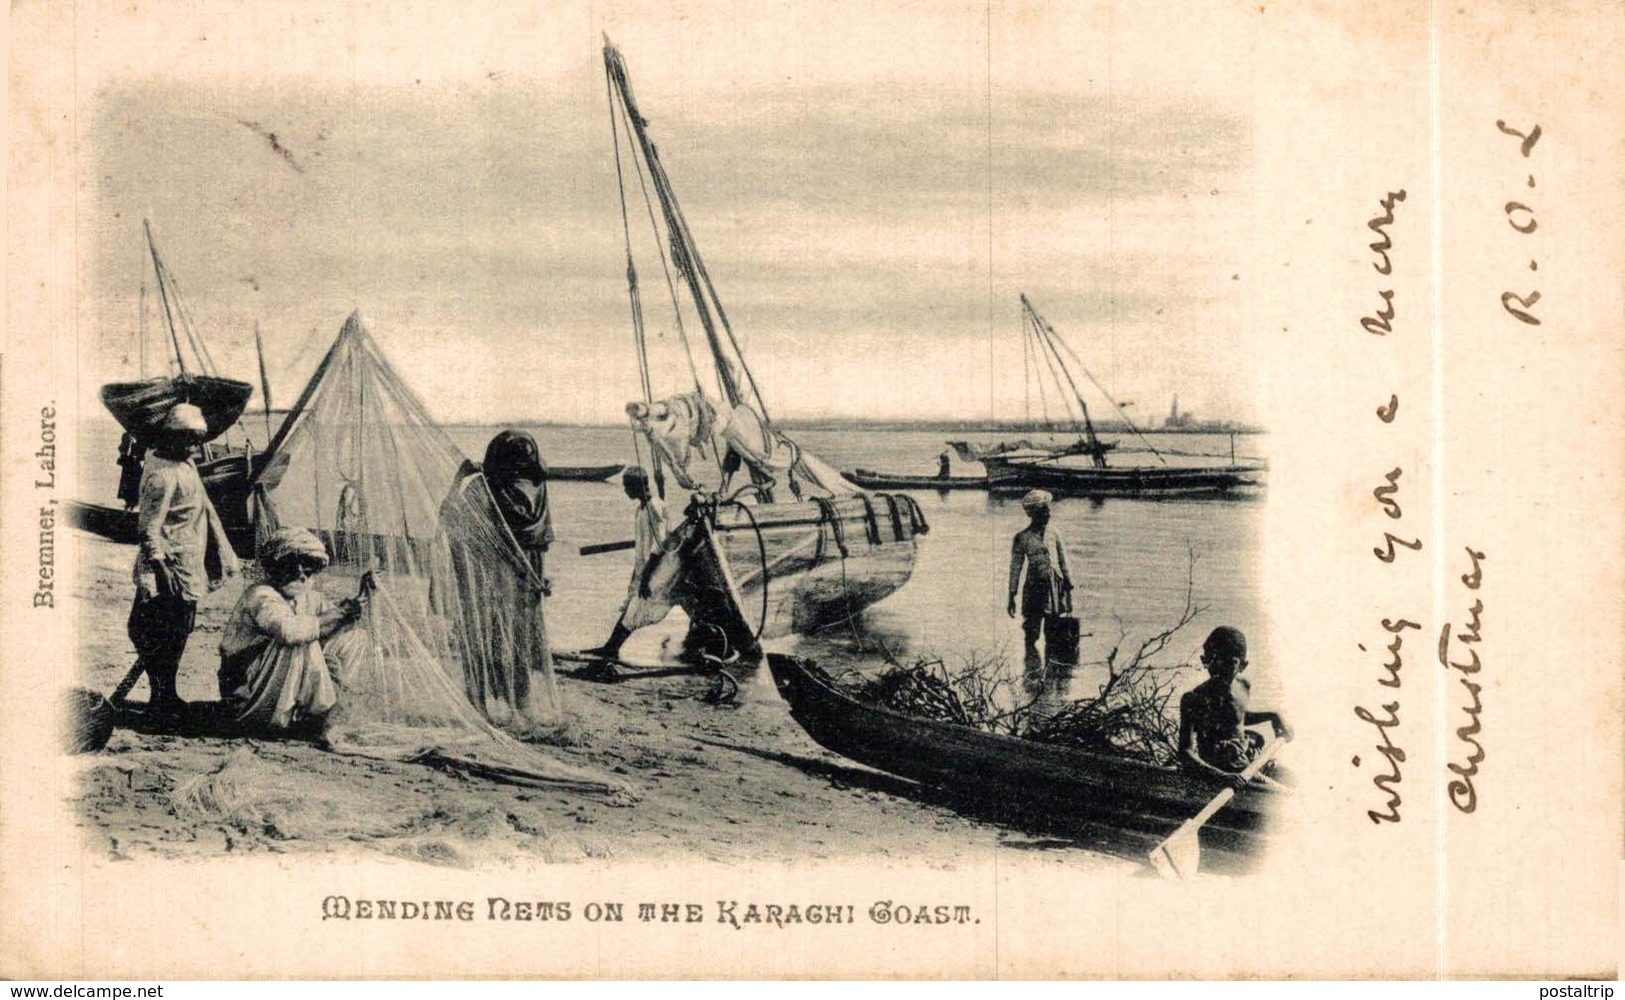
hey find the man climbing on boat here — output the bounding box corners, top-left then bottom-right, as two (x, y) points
(585, 467), (681, 662)
(1177, 626), (1291, 790)
(1006, 490), (1072, 671)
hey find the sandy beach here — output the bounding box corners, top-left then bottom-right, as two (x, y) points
(69, 531), (1135, 873)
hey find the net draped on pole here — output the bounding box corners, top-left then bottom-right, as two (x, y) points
(251, 312), (624, 796)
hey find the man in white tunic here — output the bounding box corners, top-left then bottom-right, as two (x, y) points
(218, 528), (365, 730)
(121, 403), (239, 711)
(586, 467), (679, 661)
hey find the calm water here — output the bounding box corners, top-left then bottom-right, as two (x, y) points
(78, 422), (1269, 702)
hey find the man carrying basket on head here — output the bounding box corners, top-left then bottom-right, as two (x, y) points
(117, 401), (240, 712)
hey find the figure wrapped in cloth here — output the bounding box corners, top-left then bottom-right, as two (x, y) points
(1006, 489), (1072, 671)
(217, 528), (366, 731)
(118, 402), (240, 712)
(586, 466), (682, 661)
(438, 429), (558, 728)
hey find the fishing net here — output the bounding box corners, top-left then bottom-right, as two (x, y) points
(250, 312), (624, 796)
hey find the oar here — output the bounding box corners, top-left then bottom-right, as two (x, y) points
(579, 540), (635, 556)
(1149, 736), (1289, 880)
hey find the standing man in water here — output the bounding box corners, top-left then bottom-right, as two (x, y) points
(119, 402), (239, 711)
(1006, 489), (1072, 671)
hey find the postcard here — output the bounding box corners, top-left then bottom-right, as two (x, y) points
(2, 0), (1619, 979)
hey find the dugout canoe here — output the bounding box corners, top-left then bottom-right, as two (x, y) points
(843, 469), (990, 491)
(548, 463), (626, 482)
(765, 654), (1283, 868)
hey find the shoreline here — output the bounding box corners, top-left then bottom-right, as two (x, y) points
(70, 531), (1135, 872)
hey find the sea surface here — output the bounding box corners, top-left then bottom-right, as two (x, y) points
(78, 421), (1270, 704)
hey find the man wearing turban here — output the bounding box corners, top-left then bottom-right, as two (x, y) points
(217, 527), (366, 730)
(122, 402), (240, 712)
(1006, 490), (1072, 670)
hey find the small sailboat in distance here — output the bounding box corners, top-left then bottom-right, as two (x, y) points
(949, 295), (1264, 499)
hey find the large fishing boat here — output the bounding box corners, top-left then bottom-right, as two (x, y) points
(600, 40), (925, 659)
(947, 295), (1264, 499)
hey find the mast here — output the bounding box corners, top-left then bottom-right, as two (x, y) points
(1024, 294), (1168, 465)
(1022, 294), (1106, 464)
(603, 40), (761, 417)
(144, 219), (187, 376)
(138, 282), (148, 378)
(254, 321), (274, 443)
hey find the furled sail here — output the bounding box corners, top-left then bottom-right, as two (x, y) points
(251, 311), (626, 796)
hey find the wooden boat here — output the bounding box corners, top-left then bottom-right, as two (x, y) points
(67, 499), (260, 556)
(765, 654), (1282, 867)
(72, 222), (281, 557)
(976, 458), (1263, 499)
(548, 463), (626, 482)
(843, 468), (990, 491)
(951, 295), (1264, 499)
(601, 41), (924, 657)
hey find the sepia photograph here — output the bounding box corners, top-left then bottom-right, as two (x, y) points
(3, 0), (1621, 981)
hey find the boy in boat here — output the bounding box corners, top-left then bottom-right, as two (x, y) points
(1177, 626), (1291, 789)
(586, 466), (680, 662)
(118, 402), (240, 712)
(1006, 490), (1072, 670)
(936, 451), (951, 479)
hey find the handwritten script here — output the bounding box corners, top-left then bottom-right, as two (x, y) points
(1353, 188), (1424, 825)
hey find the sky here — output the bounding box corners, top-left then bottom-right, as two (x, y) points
(80, 1), (1264, 426)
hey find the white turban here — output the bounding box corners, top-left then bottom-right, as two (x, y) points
(162, 402), (208, 436)
(258, 528), (330, 571)
(1020, 489), (1053, 513)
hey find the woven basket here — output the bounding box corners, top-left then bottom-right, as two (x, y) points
(64, 687), (115, 754)
(100, 374), (252, 447)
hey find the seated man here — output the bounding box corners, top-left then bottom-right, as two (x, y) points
(1177, 626), (1291, 789)
(218, 528), (366, 731)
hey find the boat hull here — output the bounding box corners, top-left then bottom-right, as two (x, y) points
(766, 654), (1281, 866)
(676, 494), (925, 651)
(981, 458), (1263, 498)
(548, 463), (626, 482)
(69, 447), (273, 558)
(844, 469), (990, 491)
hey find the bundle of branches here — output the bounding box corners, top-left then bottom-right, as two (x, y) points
(1018, 660), (1184, 765)
(838, 658), (974, 727)
(838, 651), (1041, 737)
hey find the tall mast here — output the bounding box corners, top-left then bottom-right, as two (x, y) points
(143, 219), (187, 376)
(254, 321), (274, 442)
(603, 40), (752, 413)
(1022, 294), (1102, 455)
(138, 282), (148, 378)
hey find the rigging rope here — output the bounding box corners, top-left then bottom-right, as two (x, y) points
(606, 73), (655, 406)
(1047, 322), (1167, 464)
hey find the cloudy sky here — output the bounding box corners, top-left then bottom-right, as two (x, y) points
(82, 1), (1265, 425)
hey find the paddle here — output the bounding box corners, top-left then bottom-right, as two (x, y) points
(1149, 736), (1289, 880)
(579, 540), (635, 556)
